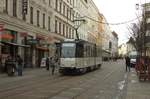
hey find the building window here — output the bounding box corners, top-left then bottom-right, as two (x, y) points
(30, 7), (33, 24)
(13, 0), (17, 17)
(70, 9), (72, 20)
(66, 26), (68, 38)
(43, 13), (45, 29)
(5, 0), (8, 13)
(73, 0), (74, 7)
(37, 10), (40, 27)
(67, 8), (69, 19)
(69, 27), (71, 38)
(109, 41), (112, 49)
(55, 0), (58, 10)
(59, 1), (62, 13)
(84, 0), (88, 3)
(59, 22), (61, 34)
(63, 24), (65, 36)
(63, 5), (65, 16)
(48, 16), (51, 31)
(55, 20), (58, 33)
(49, 0), (51, 6)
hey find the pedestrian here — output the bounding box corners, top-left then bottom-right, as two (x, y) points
(50, 56), (57, 75)
(0, 55), (3, 72)
(16, 55), (23, 76)
(46, 57), (50, 70)
(125, 56), (131, 72)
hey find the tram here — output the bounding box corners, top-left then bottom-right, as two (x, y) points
(58, 39), (102, 74)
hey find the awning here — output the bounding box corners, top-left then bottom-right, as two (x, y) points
(1, 41), (30, 48)
(36, 46), (49, 51)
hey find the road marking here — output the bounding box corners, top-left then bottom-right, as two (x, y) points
(118, 80), (125, 90)
(131, 80), (137, 84)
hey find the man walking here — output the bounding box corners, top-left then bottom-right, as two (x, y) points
(50, 56), (55, 75)
(125, 56), (131, 72)
(46, 57), (50, 71)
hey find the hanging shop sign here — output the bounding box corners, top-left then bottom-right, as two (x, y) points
(36, 34), (45, 40)
(20, 32), (28, 37)
(22, 0), (28, 14)
(27, 39), (38, 45)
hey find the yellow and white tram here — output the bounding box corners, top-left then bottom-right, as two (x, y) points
(58, 39), (102, 74)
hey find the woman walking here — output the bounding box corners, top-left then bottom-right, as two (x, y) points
(16, 55), (23, 76)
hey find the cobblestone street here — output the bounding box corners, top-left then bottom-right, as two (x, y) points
(0, 60), (150, 99)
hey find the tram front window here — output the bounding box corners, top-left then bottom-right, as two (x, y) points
(61, 43), (75, 58)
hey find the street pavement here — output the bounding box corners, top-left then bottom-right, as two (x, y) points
(126, 68), (150, 99)
(0, 60), (149, 99)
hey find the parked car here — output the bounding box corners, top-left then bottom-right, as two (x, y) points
(130, 56), (136, 68)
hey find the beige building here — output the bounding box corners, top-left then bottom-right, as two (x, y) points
(0, 0), (75, 68)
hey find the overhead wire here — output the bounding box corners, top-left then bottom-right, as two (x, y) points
(83, 15), (142, 25)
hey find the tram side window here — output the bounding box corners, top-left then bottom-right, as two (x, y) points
(76, 44), (84, 57)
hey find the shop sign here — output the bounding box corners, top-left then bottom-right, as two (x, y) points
(20, 32), (28, 37)
(22, 0), (28, 14)
(27, 39), (38, 45)
(0, 34), (14, 39)
(36, 34), (45, 40)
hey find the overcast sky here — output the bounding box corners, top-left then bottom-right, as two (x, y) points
(93, 0), (150, 45)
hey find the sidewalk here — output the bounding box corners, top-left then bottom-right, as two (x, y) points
(126, 68), (150, 99)
(0, 67), (59, 85)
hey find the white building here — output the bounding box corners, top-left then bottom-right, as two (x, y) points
(126, 37), (136, 55)
(74, 0), (99, 43)
(118, 43), (127, 57)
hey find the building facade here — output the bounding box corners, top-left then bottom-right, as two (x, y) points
(0, 0), (116, 70)
(0, 0), (76, 68)
(118, 43), (127, 57)
(111, 31), (118, 58)
(98, 14), (112, 60)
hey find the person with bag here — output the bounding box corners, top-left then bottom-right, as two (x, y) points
(16, 55), (23, 76)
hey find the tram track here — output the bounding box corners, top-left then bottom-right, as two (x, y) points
(0, 74), (71, 98)
(0, 61), (126, 99)
(1, 68), (103, 99)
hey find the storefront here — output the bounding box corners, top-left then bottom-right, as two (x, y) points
(0, 29), (29, 71)
(35, 34), (50, 67)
